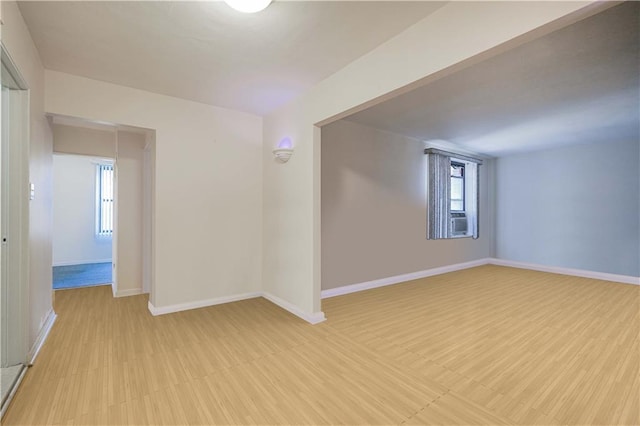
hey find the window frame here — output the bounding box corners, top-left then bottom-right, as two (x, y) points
(424, 148), (482, 240)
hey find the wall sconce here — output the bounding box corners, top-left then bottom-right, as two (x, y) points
(273, 137), (293, 163)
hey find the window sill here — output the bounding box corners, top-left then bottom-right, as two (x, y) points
(450, 234), (473, 239)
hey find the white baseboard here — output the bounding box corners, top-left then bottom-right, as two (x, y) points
(321, 258), (492, 299)
(148, 292), (262, 316)
(28, 308), (57, 365)
(147, 290), (326, 325)
(488, 258), (640, 285)
(53, 259), (112, 267)
(114, 288), (145, 298)
(320, 258), (639, 300)
(261, 292), (326, 324)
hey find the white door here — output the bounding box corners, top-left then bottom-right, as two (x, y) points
(1, 47), (30, 413)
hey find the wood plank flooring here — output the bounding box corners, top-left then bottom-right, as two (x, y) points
(3, 265), (639, 424)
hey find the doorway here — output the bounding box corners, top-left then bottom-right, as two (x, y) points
(52, 153), (114, 290)
(49, 117), (154, 299)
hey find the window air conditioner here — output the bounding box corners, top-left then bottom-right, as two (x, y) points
(451, 212), (468, 236)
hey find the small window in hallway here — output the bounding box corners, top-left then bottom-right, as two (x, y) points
(97, 163), (114, 236)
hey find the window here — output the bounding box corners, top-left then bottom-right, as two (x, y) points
(97, 163), (114, 236)
(450, 162), (465, 211)
(425, 148), (481, 239)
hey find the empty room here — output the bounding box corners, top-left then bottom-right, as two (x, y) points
(0, 1), (638, 425)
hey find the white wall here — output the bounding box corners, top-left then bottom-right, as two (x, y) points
(52, 154), (112, 266)
(114, 130), (144, 295)
(53, 123), (116, 158)
(322, 120), (493, 290)
(496, 139), (639, 277)
(1, 1), (54, 349)
(263, 1), (594, 319)
(45, 71), (263, 309)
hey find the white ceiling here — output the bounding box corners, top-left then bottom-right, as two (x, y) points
(18, 1), (445, 115)
(346, 2), (639, 157)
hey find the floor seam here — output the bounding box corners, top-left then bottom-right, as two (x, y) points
(398, 389), (451, 425)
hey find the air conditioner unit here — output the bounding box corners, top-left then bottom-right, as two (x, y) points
(451, 212), (468, 236)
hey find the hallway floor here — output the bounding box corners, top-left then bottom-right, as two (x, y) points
(52, 262), (112, 289)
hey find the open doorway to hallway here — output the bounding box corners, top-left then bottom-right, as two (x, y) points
(52, 153), (114, 290)
(49, 116), (155, 299)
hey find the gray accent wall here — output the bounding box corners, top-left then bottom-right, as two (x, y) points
(496, 139), (639, 277)
(321, 120), (494, 290)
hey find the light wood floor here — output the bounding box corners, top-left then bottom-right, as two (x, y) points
(4, 265), (639, 425)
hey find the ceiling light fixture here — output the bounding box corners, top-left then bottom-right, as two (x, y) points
(223, 0), (272, 13)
